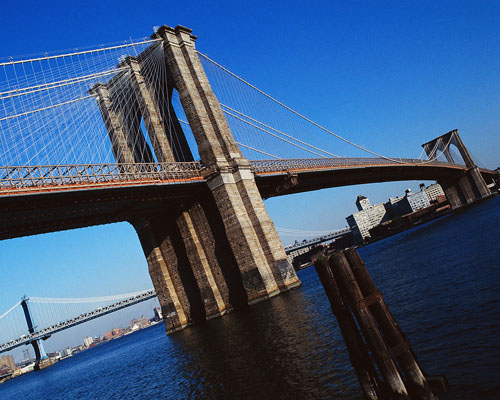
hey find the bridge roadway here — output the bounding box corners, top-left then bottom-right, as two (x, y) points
(0, 157), (496, 240)
(0, 290), (157, 354)
(283, 227), (351, 254)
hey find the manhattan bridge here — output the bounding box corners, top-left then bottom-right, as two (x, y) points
(0, 25), (497, 366)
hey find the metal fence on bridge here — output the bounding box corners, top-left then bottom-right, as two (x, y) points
(0, 158), (464, 193)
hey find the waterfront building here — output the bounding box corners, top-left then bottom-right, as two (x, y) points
(390, 187), (432, 217)
(153, 306), (163, 321)
(286, 246), (313, 264)
(355, 195), (372, 211)
(387, 196), (406, 216)
(112, 328), (123, 337)
(423, 183), (445, 202)
(407, 188), (431, 211)
(60, 348), (73, 358)
(0, 355), (15, 372)
(83, 336), (94, 348)
(346, 184), (442, 243)
(346, 200), (389, 243)
(138, 316), (150, 328)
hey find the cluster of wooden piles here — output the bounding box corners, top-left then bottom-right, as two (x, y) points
(315, 248), (448, 400)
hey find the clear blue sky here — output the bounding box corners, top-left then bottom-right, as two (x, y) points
(0, 0), (499, 350)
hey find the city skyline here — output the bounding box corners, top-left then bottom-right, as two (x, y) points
(0, 0), (498, 337)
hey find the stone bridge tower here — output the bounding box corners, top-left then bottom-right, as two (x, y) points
(422, 129), (491, 209)
(90, 25), (300, 333)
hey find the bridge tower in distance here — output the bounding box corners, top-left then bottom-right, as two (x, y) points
(20, 296), (47, 368)
(90, 25), (300, 334)
(422, 130), (491, 209)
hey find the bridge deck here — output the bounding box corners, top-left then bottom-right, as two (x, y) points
(0, 158), (473, 195)
(0, 158), (496, 240)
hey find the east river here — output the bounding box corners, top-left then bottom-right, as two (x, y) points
(1, 196), (499, 399)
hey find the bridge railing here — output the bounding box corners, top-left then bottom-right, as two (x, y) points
(251, 157), (457, 173)
(0, 158), (463, 191)
(0, 162), (204, 190)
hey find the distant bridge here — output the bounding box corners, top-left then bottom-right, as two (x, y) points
(0, 290), (156, 357)
(284, 227), (351, 254)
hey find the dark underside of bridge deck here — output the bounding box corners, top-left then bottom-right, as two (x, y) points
(0, 181), (206, 240)
(0, 164), (496, 240)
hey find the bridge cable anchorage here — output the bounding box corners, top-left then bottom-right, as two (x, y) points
(197, 51), (415, 164)
(424, 133), (457, 164)
(0, 35), (461, 184)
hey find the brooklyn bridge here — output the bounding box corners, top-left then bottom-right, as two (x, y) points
(0, 25), (497, 361)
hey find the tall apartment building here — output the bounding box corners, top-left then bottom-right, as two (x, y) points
(153, 306), (163, 321)
(355, 195), (372, 211)
(346, 201), (389, 243)
(0, 355), (15, 372)
(83, 336), (94, 348)
(346, 184), (444, 243)
(390, 188), (431, 216)
(423, 183), (445, 202)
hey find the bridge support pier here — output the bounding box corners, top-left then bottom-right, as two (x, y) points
(154, 24), (299, 305)
(134, 204), (244, 332)
(422, 130), (491, 209)
(133, 218), (189, 333)
(233, 160), (300, 291)
(206, 168), (281, 303)
(98, 24), (300, 333)
(175, 206), (227, 318)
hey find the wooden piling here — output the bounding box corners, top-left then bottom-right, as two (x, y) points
(315, 258), (380, 400)
(343, 248), (438, 400)
(329, 251), (410, 399)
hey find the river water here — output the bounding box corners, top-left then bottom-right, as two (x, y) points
(1, 196), (499, 399)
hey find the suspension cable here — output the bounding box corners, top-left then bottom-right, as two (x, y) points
(0, 68), (126, 100)
(0, 39), (161, 67)
(0, 95), (93, 122)
(236, 142), (281, 159)
(0, 300), (21, 320)
(220, 103), (339, 158)
(197, 51), (410, 163)
(30, 289), (153, 304)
